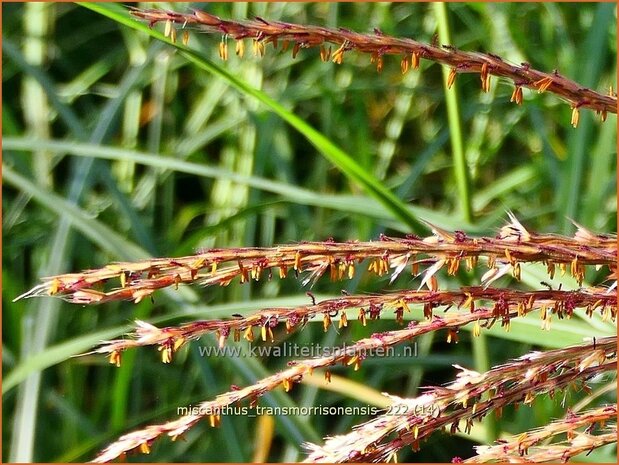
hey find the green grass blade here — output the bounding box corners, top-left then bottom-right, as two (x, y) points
(434, 2), (472, 223)
(4, 137), (481, 233)
(558, 2), (615, 233)
(3, 166), (148, 260)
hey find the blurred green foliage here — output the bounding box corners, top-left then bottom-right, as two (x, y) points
(2, 2), (616, 462)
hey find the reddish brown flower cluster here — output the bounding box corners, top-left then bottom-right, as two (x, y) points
(129, 7), (617, 121)
(91, 286), (615, 367)
(304, 338), (617, 462)
(91, 331), (616, 462)
(465, 405), (617, 463)
(17, 217), (616, 462)
(15, 219), (616, 306)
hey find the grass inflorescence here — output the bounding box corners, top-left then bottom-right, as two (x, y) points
(304, 337), (617, 462)
(18, 215), (617, 462)
(131, 7), (617, 121)
(88, 286), (616, 367)
(16, 218), (616, 305)
(4, 3), (616, 463)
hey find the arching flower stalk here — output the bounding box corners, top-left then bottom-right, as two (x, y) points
(464, 404), (617, 463)
(129, 7), (617, 120)
(15, 219), (616, 305)
(302, 337), (617, 463)
(91, 287), (616, 366)
(90, 322), (614, 462)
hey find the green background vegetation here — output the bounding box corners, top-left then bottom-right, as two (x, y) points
(2, 2), (617, 462)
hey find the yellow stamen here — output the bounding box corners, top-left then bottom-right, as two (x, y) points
(401, 56), (409, 74)
(332, 43), (346, 64)
(348, 263), (355, 279)
(359, 308), (367, 326)
(292, 42), (301, 59)
(480, 63), (490, 92)
(547, 261), (555, 279)
(510, 85), (523, 105)
(447, 68), (457, 89)
(219, 39), (228, 61)
(253, 39), (265, 57)
(236, 39), (245, 57)
(109, 350), (121, 367)
(320, 45), (331, 62)
(375, 56), (383, 73)
(294, 251), (301, 271)
(462, 292), (473, 311)
(173, 337), (185, 352)
(512, 262), (521, 281)
(49, 278), (61, 296)
(261, 325), (267, 342)
(535, 76), (553, 93)
(411, 52), (420, 69)
(473, 320), (481, 337)
(571, 106), (580, 128)
(161, 346), (172, 364)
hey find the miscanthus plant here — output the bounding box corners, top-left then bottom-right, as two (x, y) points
(2, 2), (617, 463)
